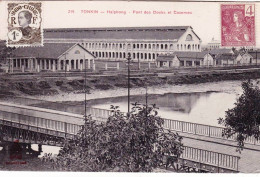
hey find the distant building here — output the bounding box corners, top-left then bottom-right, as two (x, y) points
(156, 48), (238, 67)
(156, 51), (209, 67)
(207, 37), (221, 50)
(207, 49), (235, 66)
(7, 43), (95, 72)
(215, 53), (238, 66)
(235, 52), (253, 65)
(247, 50), (260, 64)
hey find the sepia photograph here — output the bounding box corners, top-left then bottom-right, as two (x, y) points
(0, 0), (260, 174)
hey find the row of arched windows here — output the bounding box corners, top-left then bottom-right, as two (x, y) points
(85, 42), (127, 50)
(92, 51), (159, 60)
(84, 42), (178, 51)
(177, 44), (200, 51)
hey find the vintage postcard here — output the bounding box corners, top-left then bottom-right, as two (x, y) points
(0, 0), (260, 175)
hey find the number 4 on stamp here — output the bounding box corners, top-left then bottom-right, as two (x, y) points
(7, 2), (43, 47)
(221, 4), (255, 47)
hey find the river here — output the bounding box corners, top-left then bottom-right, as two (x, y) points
(34, 80), (259, 127)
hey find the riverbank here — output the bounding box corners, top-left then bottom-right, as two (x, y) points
(0, 70), (260, 97)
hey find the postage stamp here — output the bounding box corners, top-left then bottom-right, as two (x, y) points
(221, 4), (255, 47)
(7, 2), (43, 47)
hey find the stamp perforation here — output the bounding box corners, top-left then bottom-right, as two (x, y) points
(6, 1), (43, 48)
(220, 2), (256, 47)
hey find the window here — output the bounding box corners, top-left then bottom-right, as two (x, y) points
(75, 50), (80, 54)
(186, 34), (193, 41)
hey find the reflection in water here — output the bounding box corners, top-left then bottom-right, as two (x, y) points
(90, 92), (237, 127)
(87, 92), (206, 114)
(155, 92), (203, 113)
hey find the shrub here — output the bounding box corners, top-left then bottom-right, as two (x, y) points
(218, 80), (260, 151)
(48, 103), (183, 172)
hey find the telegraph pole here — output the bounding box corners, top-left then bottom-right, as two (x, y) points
(256, 50), (258, 66)
(84, 55), (87, 120)
(126, 53), (131, 115)
(145, 79), (148, 118)
(64, 53), (67, 78)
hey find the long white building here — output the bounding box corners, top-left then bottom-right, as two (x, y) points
(44, 26), (202, 62)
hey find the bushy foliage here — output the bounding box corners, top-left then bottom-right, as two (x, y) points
(48, 103), (183, 172)
(218, 80), (260, 151)
(0, 46), (15, 59)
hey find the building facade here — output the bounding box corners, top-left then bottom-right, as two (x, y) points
(156, 49), (240, 68)
(44, 26), (202, 62)
(7, 43), (95, 72)
(207, 37), (221, 50)
(157, 51), (209, 67)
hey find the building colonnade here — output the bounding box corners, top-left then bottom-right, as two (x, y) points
(8, 57), (94, 72)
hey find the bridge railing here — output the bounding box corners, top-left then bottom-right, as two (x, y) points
(86, 107), (113, 120)
(163, 118), (260, 146)
(0, 109), (82, 137)
(181, 146), (239, 172)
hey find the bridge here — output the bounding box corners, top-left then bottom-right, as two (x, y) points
(0, 100), (243, 173)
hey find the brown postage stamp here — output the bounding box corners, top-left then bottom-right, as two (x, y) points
(7, 2), (43, 47)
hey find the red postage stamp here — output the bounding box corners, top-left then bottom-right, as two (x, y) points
(221, 4), (255, 47)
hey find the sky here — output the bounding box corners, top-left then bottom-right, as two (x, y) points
(0, 1), (259, 46)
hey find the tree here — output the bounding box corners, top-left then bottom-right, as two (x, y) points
(46, 103), (183, 172)
(0, 46), (15, 58)
(218, 80), (260, 151)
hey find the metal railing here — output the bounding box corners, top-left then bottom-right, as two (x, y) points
(163, 118), (260, 145)
(181, 146), (239, 172)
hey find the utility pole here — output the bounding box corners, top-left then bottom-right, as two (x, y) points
(207, 52), (209, 68)
(84, 55), (87, 120)
(256, 50), (258, 66)
(126, 53), (131, 115)
(64, 53), (67, 78)
(145, 79), (148, 118)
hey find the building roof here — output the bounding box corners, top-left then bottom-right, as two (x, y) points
(11, 43), (93, 59)
(44, 26), (192, 40)
(173, 51), (208, 59)
(215, 53), (237, 60)
(156, 54), (175, 62)
(208, 48), (233, 55)
(157, 51), (208, 61)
